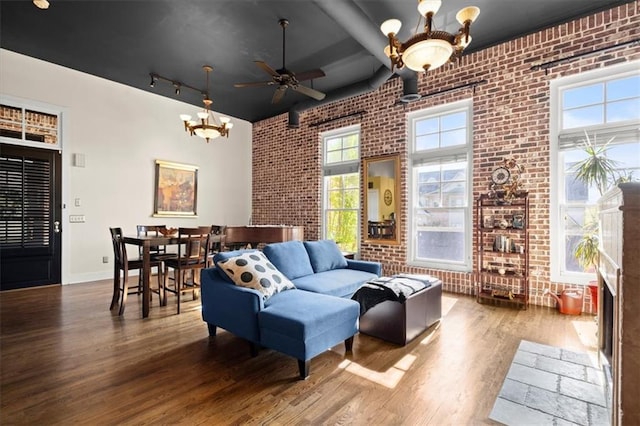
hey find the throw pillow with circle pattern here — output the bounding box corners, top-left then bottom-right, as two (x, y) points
(218, 251), (295, 300)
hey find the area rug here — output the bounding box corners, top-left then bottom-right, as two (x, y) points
(489, 340), (609, 425)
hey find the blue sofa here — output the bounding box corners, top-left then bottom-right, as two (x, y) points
(201, 240), (382, 378)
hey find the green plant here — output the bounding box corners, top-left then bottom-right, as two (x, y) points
(570, 131), (620, 270)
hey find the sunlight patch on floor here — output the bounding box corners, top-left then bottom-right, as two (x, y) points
(339, 353), (417, 388)
(572, 318), (598, 350)
(442, 295), (458, 316)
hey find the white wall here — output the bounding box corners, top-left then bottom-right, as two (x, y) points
(0, 49), (253, 284)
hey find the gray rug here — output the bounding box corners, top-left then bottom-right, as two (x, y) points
(489, 340), (609, 425)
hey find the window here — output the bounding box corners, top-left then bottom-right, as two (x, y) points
(551, 63), (640, 284)
(409, 100), (473, 271)
(322, 126), (360, 253)
(0, 100), (61, 150)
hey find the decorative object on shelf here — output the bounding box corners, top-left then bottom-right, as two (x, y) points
(491, 167), (510, 185)
(380, 0), (480, 73)
(498, 219), (509, 230)
(512, 214), (524, 229)
(483, 214), (494, 229)
(488, 157), (526, 202)
(179, 66), (233, 143)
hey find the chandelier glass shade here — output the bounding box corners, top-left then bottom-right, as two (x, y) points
(381, 0), (480, 73)
(180, 65), (233, 143)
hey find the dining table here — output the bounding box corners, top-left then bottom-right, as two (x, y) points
(123, 232), (225, 318)
(123, 234), (181, 318)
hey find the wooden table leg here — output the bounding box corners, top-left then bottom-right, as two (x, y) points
(142, 242), (150, 318)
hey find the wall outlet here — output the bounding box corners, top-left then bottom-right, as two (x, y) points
(69, 215), (85, 223)
(102, 256), (109, 263)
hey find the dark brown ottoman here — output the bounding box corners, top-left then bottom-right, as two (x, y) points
(359, 280), (442, 345)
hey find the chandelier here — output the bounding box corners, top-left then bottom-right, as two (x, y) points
(179, 65), (233, 143)
(380, 0), (480, 73)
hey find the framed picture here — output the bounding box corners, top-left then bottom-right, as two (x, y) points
(483, 215), (494, 229)
(153, 160), (198, 217)
(512, 214), (525, 229)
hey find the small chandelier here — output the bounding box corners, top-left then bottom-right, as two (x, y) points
(179, 65), (233, 143)
(380, 0), (480, 73)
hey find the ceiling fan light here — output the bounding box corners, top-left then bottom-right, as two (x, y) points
(380, 19), (402, 36)
(456, 6), (480, 25)
(402, 38), (453, 72)
(179, 114), (191, 122)
(418, 0), (442, 17)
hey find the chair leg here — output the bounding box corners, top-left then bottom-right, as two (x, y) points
(176, 269), (181, 314)
(155, 265), (164, 307)
(345, 336), (354, 352)
(162, 265), (169, 307)
(118, 270), (129, 316)
(110, 267), (120, 310)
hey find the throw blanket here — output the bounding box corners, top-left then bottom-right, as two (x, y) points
(352, 274), (438, 315)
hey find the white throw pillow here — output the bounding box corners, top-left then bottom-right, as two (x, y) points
(218, 251), (295, 299)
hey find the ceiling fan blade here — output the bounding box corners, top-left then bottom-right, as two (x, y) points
(271, 86), (288, 104)
(292, 84), (326, 101)
(294, 69), (325, 82)
(255, 61), (280, 78)
(234, 81), (274, 88)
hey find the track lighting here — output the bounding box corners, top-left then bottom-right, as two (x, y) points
(149, 74), (157, 88)
(174, 84), (181, 95)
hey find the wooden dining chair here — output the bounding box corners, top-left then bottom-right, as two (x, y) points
(207, 225), (227, 267)
(109, 227), (163, 316)
(162, 226), (212, 314)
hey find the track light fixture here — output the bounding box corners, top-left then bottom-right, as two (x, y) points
(174, 84), (181, 95)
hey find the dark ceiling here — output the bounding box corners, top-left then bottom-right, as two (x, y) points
(1, 0), (632, 123)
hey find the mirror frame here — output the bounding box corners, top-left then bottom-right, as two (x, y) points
(363, 154), (401, 245)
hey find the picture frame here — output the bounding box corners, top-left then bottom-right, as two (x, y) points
(512, 214), (524, 229)
(153, 160), (198, 217)
(483, 215), (494, 229)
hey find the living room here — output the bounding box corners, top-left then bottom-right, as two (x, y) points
(1, 0), (639, 424)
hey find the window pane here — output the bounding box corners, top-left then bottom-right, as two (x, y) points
(606, 99), (640, 123)
(607, 75), (640, 101)
(563, 105), (604, 129)
(327, 190), (343, 209)
(441, 128), (466, 147)
(441, 111), (465, 131)
(343, 147), (359, 161)
(416, 134), (438, 151)
(416, 230), (464, 262)
(563, 84), (603, 109)
(326, 209), (358, 252)
(326, 151), (342, 164)
(326, 138), (342, 152)
(343, 134), (359, 148)
(416, 117), (438, 135)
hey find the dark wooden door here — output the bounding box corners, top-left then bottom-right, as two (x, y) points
(0, 144), (62, 290)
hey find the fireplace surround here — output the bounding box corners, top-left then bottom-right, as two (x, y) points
(597, 182), (640, 425)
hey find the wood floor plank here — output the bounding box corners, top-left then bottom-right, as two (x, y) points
(1, 280), (597, 425)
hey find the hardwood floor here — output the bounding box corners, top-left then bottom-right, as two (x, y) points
(1, 280), (598, 425)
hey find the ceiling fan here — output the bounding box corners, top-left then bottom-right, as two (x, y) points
(234, 19), (326, 104)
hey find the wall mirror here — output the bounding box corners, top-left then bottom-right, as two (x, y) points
(363, 154), (400, 244)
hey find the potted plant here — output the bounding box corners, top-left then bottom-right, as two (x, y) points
(570, 131), (635, 307)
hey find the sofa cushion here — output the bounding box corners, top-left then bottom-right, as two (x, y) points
(292, 268), (379, 298)
(213, 248), (259, 283)
(217, 251), (295, 300)
(303, 240), (348, 273)
(263, 240), (314, 280)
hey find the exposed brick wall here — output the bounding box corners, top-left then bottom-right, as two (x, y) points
(252, 2), (640, 314)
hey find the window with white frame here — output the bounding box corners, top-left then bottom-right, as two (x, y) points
(551, 63), (640, 284)
(409, 100), (473, 271)
(0, 101), (61, 150)
(322, 126), (360, 253)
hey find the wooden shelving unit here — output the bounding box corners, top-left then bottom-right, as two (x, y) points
(475, 192), (529, 309)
